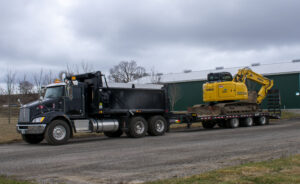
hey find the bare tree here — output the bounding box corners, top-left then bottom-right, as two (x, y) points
(33, 68), (45, 94)
(168, 84), (181, 111)
(0, 87), (5, 95)
(65, 61), (94, 76)
(19, 80), (33, 95)
(66, 63), (79, 76)
(150, 67), (162, 84)
(108, 61), (147, 83)
(5, 69), (16, 124)
(80, 61), (94, 73)
(44, 70), (54, 85)
(18, 74), (33, 94)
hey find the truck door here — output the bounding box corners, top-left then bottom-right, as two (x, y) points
(65, 85), (84, 117)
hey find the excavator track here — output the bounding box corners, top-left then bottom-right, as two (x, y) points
(188, 102), (260, 116)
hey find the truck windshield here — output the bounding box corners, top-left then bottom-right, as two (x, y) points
(44, 86), (64, 99)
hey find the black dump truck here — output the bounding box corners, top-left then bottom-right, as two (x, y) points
(17, 71), (170, 145)
(16, 71), (281, 145)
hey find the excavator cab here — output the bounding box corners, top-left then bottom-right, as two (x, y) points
(207, 72), (233, 82)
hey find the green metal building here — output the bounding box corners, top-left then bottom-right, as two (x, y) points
(136, 61), (300, 111)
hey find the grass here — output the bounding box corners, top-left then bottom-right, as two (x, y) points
(147, 154), (300, 184)
(0, 176), (35, 184)
(0, 117), (22, 144)
(280, 111), (300, 119)
(1, 155), (300, 184)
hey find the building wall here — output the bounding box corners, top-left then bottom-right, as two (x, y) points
(169, 73), (300, 111)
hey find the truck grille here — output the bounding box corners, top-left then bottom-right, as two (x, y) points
(19, 108), (30, 122)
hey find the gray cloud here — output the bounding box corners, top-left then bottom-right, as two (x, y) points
(0, 0), (300, 79)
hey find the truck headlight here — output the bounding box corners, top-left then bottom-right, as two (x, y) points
(32, 117), (45, 123)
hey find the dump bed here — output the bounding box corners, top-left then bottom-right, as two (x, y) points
(102, 87), (168, 114)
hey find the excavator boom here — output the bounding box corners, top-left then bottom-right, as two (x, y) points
(233, 68), (273, 104)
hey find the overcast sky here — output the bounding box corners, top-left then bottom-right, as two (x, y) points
(1, 0), (300, 79)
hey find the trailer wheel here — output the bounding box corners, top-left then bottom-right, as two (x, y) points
(126, 116), (148, 138)
(217, 120), (226, 128)
(202, 121), (216, 129)
(148, 115), (167, 136)
(227, 118), (239, 128)
(45, 120), (71, 145)
(242, 117), (253, 127)
(22, 134), (44, 144)
(104, 128), (123, 138)
(256, 116), (268, 126)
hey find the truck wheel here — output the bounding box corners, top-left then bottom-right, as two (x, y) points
(227, 118), (239, 128)
(22, 134), (44, 144)
(256, 116), (268, 126)
(202, 121), (216, 129)
(45, 120), (71, 145)
(126, 116), (148, 138)
(148, 115), (167, 136)
(104, 128), (123, 138)
(242, 117), (253, 127)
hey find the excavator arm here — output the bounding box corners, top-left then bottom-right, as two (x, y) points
(233, 68), (273, 104)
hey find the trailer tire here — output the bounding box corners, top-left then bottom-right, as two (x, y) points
(242, 117), (253, 127)
(22, 134), (44, 144)
(45, 120), (71, 145)
(202, 121), (216, 129)
(104, 128), (123, 138)
(126, 116), (148, 138)
(227, 118), (239, 128)
(256, 116), (268, 126)
(217, 121), (226, 128)
(148, 115), (167, 136)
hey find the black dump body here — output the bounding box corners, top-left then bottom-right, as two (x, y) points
(69, 71), (169, 116)
(103, 87), (167, 113)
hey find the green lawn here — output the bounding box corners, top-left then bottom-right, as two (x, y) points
(0, 176), (35, 184)
(147, 155), (300, 184)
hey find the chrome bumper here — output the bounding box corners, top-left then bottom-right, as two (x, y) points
(16, 124), (47, 134)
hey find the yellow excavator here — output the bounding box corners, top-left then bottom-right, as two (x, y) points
(188, 67), (274, 116)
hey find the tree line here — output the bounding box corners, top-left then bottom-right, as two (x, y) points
(1, 60), (161, 95)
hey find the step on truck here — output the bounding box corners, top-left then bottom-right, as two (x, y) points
(17, 71), (170, 145)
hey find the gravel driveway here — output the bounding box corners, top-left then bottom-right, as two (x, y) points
(0, 118), (300, 184)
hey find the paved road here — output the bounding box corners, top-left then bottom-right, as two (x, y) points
(0, 119), (300, 184)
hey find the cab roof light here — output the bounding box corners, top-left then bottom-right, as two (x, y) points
(54, 79), (61, 83)
(71, 76), (76, 80)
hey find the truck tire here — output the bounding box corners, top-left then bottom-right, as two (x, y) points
(242, 117), (253, 127)
(104, 128), (123, 138)
(256, 116), (268, 126)
(227, 118), (239, 128)
(202, 121), (216, 129)
(22, 134), (44, 144)
(45, 120), (71, 145)
(126, 116), (148, 138)
(148, 115), (167, 136)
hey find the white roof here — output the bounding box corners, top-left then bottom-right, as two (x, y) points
(45, 82), (163, 89)
(134, 61), (300, 84)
